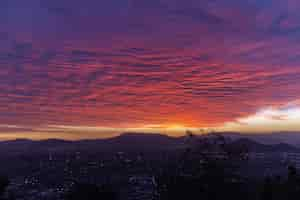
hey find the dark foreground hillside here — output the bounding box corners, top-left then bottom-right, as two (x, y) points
(0, 133), (300, 200)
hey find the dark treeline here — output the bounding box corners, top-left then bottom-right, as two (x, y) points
(157, 134), (300, 200)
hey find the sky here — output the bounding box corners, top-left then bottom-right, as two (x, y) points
(1, 0), (300, 140)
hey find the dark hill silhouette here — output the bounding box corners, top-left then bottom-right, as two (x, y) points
(109, 132), (180, 146)
(231, 138), (298, 152)
(82, 132), (184, 151)
(221, 131), (300, 146)
(0, 133), (298, 154)
(0, 133), (185, 154)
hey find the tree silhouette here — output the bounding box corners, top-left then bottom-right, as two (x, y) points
(261, 177), (273, 200)
(285, 165), (300, 200)
(65, 183), (117, 200)
(0, 176), (9, 199)
(159, 133), (250, 200)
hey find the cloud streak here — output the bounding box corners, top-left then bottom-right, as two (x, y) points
(1, 0), (300, 138)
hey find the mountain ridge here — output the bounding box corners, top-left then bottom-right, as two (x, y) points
(0, 132), (299, 153)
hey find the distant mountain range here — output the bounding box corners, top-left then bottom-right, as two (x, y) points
(219, 131), (300, 146)
(0, 132), (299, 154)
(231, 138), (298, 152)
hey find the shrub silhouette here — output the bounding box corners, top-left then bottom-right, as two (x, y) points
(0, 176), (9, 199)
(65, 183), (117, 200)
(158, 133), (251, 200)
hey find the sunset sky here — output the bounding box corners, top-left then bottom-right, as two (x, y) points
(1, 0), (300, 140)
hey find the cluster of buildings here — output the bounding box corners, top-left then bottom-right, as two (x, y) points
(3, 151), (160, 200)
